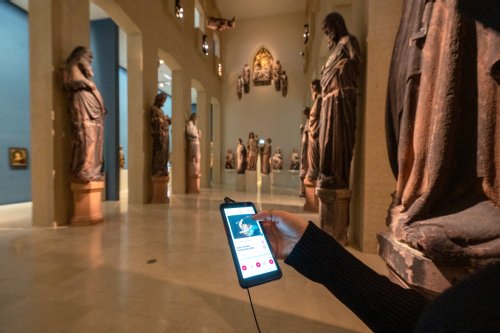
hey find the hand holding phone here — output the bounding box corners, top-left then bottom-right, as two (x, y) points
(220, 202), (282, 288)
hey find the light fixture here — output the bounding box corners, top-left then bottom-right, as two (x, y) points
(202, 34), (209, 55)
(175, 0), (184, 18)
(303, 24), (309, 44)
(159, 59), (165, 65)
(217, 63), (223, 77)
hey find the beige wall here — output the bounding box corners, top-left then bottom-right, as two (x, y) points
(220, 13), (307, 186)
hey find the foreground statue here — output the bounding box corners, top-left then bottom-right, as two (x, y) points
(384, 0), (500, 267)
(63, 46), (106, 183)
(150, 92), (171, 177)
(185, 112), (201, 192)
(236, 138), (247, 174)
(318, 13), (361, 189)
(305, 80), (322, 183)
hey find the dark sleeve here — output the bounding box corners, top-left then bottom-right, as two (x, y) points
(285, 222), (429, 333)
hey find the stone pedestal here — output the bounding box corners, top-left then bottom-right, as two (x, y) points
(186, 176), (200, 193)
(261, 174), (271, 193)
(303, 179), (319, 212)
(236, 173), (246, 191)
(377, 232), (462, 298)
(151, 176), (169, 203)
(315, 188), (351, 245)
(246, 170), (257, 193)
(71, 181), (105, 226)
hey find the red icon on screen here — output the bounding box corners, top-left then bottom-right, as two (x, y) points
(242, 265), (247, 271)
(256, 262), (261, 267)
(269, 259), (274, 264)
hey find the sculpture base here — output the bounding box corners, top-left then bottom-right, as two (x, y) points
(236, 173), (246, 191)
(377, 232), (467, 298)
(151, 176), (169, 203)
(186, 177), (200, 193)
(246, 170), (257, 193)
(71, 181), (105, 226)
(315, 188), (351, 245)
(303, 179), (319, 212)
(261, 174), (271, 193)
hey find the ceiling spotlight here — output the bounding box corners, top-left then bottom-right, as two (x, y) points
(175, 0), (184, 18)
(202, 35), (209, 55)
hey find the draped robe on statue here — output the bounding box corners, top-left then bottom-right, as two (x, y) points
(306, 95), (322, 181)
(385, 0), (500, 264)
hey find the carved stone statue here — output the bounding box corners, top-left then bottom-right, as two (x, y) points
(185, 112), (201, 183)
(290, 148), (300, 170)
(206, 16), (235, 31)
(384, 0), (500, 267)
(305, 80), (322, 182)
(243, 64), (251, 93)
(273, 60), (282, 91)
(299, 107), (311, 196)
(63, 46), (106, 183)
(237, 75), (244, 100)
(150, 92), (171, 177)
(318, 13), (361, 189)
(246, 132), (258, 171)
(261, 138), (272, 175)
(271, 148), (283, 171)
(281, 71), (288, 97)
(236, 138), (247, 174)
(225, 149), (235, 169)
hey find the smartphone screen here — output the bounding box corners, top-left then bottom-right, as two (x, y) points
(220, 202), (282, 288)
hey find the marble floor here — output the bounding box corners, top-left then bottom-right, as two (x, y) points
(0, 186), (387, 333)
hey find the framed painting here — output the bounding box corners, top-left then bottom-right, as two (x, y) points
(9, 147), (28, 168)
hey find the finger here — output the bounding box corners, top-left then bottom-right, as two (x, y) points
(252, 210), (273, 221)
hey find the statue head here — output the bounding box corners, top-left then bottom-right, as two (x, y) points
(189, 112), (197, 123)
(303, 106), (311, 117)
(311, 79), (321, 98)
(322, 12), (349, 49)
(66, 46), (94, 78)
(154, 92), (168, 107)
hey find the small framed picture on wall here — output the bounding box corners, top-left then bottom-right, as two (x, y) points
(9, 147), (28, 168)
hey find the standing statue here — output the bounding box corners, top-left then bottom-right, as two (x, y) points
(261, 138), (272, 175)
(150, 92), (171, 177)
(281, 71), (288, 97)
(384, 0), (500, 265)
(225, 149), (235, 169)
(305, 80), (322, 182)
(271, 148), (283, 170)
(290, 148), (300, 170)
(246, 132), (258, 171)
(236, 138), (247, 174)
(273, 60), (282, 91)
(63, 46), (106, 183)
(299, 107), (311, 196)
(243, 64), (251, 93)
(237, 75), (244, 100)
(185, 112), (201, 183)
(318, 12), (361, 189)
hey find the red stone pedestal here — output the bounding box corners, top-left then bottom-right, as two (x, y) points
(303, 179), (319, 212)
(187, 177), (200, 193)
(315, 188), (351, 245)
(151, 176), (170, 203)
(71, 181), (105, 226)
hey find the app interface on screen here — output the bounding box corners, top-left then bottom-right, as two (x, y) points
(224, 206), (278, 279)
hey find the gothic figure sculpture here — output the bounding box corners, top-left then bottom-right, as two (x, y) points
(299, 107), (311, 196)
(246, 132), (258, 171)
(237, 75), (244, 100)
(306, 80), (322, 182)
(206, 16), (235, 31)
(290, 148), (300, 170)
(63, 46), (106, 183)
(185, 112), (201, 181)
(150, 92), (171, 177)
(273, 60), (282, 91)
(243, 64), (251, 93)
(236, 138), (247, 174)
(281, 71), (288, 97)
(261, 138), (272, 175)
(318, 13), (361, 189)
(385, 0), (500, 265)
(225, 149), (235, 169)
(271, 148), (283, 170)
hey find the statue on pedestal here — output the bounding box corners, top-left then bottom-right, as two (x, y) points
(261, 138), (272, 175)
(225, 149), (235, 169)
(185, 112), (201, 186)
(290, 148), (300, 171)
(318, 13), (361, 190)
(150, 92), (171, 177)
(305, 80), (322, 183)
(271, 148), (283, 171)
(246, 132), (258, 171)
(236, 138), (247, 174)
(63, 46), (106, 183)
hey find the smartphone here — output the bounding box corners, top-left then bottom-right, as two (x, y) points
(220, 201), (282, 288)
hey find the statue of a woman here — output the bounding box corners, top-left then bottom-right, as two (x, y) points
(246, 132), (258, 171)
(236, 138), (247, 174)
(261, 138), (272, 175)
(185, 112), (201, 182)
(63, 46), (106, 183)
(150, 92), (171, 177)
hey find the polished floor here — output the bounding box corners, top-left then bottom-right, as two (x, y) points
(0, 186), (387, 333)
